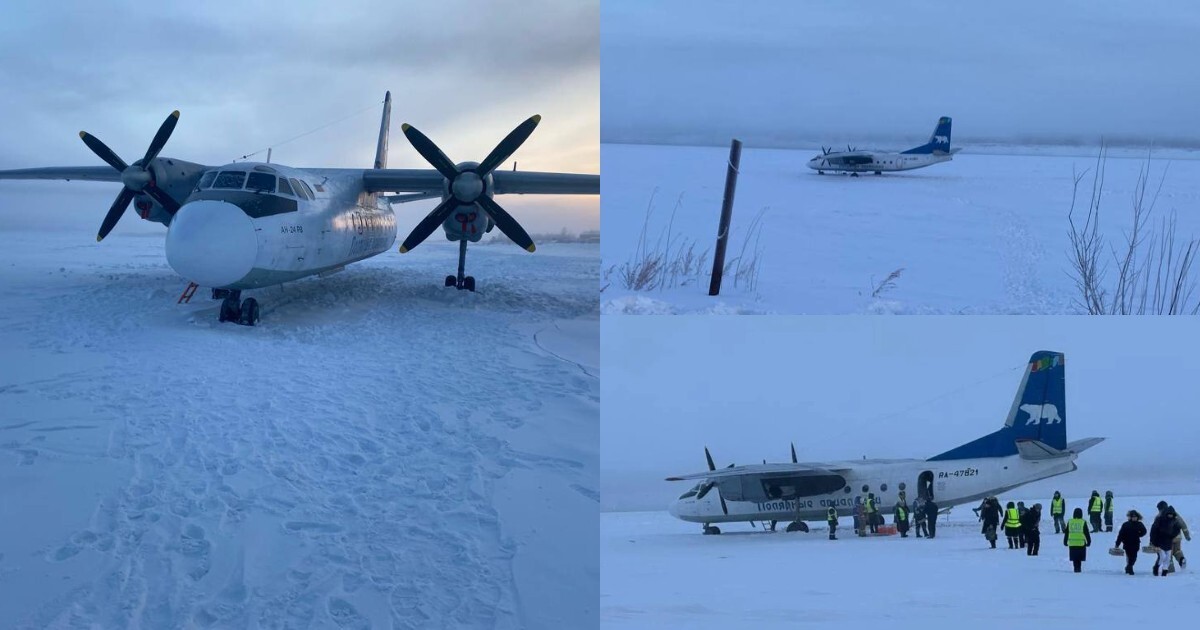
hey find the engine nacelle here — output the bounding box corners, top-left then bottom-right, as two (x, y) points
(139, 157), (208, 226)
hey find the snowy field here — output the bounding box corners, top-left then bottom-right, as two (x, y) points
(602, 493), (1200, 629)
(601, 143), (1200, 314)
(0, 229), (598, 628)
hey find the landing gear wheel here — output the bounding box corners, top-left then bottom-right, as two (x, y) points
(702, 526), (722, 535)
(239, 297), (260, 326)
(851, 172), (860, 178)
(874, 170), (882, 175)
(462, 276), (475, 292)
(786, 521), (809, 533)
(219, 295), (240, 323)
(445, 275), (457, 288)
(818, 170), (825, 175)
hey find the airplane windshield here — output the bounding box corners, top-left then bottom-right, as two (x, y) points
(679, 483), (701, 500)
(212, 171), (247, 189)
(246, 172), (276, 194)
(196, 171), (217, 190)
(277, 177), (295, 197)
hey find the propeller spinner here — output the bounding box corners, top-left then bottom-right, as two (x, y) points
(80, 111), (183, 241)
(397, 115), (541, 254)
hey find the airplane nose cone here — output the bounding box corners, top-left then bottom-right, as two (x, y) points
(166, 200), (257, 287)
(668, 501), (682, 518)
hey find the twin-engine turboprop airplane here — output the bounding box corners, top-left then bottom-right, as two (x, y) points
(667, 351), (1104, 535)
(807, 116), (960, 176)
(0, 92), (599, 325)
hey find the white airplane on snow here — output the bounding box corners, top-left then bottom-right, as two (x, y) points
(807, 116), (960, 176)
(667, 350), (1104, 535)
(0, 92), (598, 325)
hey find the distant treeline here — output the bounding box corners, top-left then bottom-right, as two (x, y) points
(483, 228), (599, 245)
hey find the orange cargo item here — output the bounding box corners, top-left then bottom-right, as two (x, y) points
(877, 525), (897, 535)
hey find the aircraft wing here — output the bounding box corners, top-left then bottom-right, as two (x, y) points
(360, 169), (598, 196)
(0, 166), (123, 183)
(666, 462), (844, 482)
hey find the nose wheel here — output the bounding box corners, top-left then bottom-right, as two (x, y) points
(445, 239), (476, 292)
(215, 289), (260, 326)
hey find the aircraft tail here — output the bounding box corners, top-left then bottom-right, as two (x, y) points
(929, 351), (1070, 461)
(373, 91), (391, 170)
(900, 116), (952, 155)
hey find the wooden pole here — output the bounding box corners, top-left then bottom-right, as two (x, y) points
(709, 139), (742, 296)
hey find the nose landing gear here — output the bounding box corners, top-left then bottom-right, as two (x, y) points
(214, 289), (260, 326)
(447, 239), (476, 292)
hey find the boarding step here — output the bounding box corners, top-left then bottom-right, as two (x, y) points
(178, 281), (200, 304)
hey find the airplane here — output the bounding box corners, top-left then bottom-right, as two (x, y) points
(0, 91), (599, 325)
(806, 116), (960, 176)
(666, 350), (1104, 535)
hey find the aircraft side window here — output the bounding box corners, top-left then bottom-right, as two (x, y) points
(212, 171), (246, 189)
(881, 483), (888, 492)
(298, 180), (317, 199)
(277, 177), (296, 197)
(246, 172), (276, 194)
(197, 171), (217, 190)
(289, 178), (310, 200)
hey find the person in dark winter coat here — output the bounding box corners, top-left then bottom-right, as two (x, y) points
(1003, 501), (1022, 549)
(1021, 503), (1042, 556)
(1151, 506), (1183, 576)
(924, 498), (939, 538)
(1114, 510), (1147, 575)
(1103, 491), (1115, 532)
(980, 496), (1002, 548)
(1017, 501), (1029, 548)
(913, 498), (928, 538)
(894, 501), (910, 538)
(827, 506), (839, 540)
(1088, 490), (1104, 533)
(1064, 507), (1092, 573)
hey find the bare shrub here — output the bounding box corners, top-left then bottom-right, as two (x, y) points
(870, 268), (905, 298)
(1067, 147), (1199, 314)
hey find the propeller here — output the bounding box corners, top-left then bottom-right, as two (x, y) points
(80, 111), (183, 241)
(791, 442), (798, 464)
(699, 447), (729, 515)
(398, 115), (541, 254)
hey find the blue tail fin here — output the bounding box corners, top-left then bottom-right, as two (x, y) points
(929, 351), (1066, 461)
(900, 117), (952, 155)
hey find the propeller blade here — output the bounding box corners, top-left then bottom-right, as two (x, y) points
(400, 123), (459, 180)
(476, 195), (535, 252)
(720, 493), (728, 515)
(791, 442), (797, 463)
(143, 183), (180, 215)
(79, 132), (128, 172)
(97, 188), (136, 242)
(142, 110), (180, 165)
(476, 114), (541, 176)
(705, 447), (715, 471)
(399, 197), (458, 253)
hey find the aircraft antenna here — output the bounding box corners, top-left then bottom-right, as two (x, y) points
(230, 97), (383, 163)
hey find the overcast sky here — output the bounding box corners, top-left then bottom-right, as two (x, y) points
(602, 0), (1200, 149)
(602, 317), (1200, 508)
(0, 0), (597, 234)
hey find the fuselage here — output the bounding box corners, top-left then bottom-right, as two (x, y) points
(668, 452), (1078, 525)
(806, 150), (954, 174)
(163, 162), (400, 290)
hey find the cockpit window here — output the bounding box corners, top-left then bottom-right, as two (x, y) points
(289, 178), (309, 200)
(298, 180), (316, 199)
(246, 172), (276, 193)
(277, 177), (296, 197)
(213, 171), (247, 189)
(679, 489), (698, 500)
(197, 171), (217, 190)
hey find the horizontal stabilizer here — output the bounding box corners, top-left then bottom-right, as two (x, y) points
(1015, 438), (1064, 460)
(1066, 437), (1105, 454)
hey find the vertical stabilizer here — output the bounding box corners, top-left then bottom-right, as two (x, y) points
(373, 91), (391, 170)
(901, 117), (952, 154)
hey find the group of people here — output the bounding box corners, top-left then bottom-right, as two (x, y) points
(831, 490), (939, 541)
(975, 490), (1191, 575)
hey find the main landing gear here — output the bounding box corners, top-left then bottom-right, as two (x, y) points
(702, 525), (721, 535)
(445, 239), (476, 292)
(785, 521), (810, 533)
(213, 289), (260, 326)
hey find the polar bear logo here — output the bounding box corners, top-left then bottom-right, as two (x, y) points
(1020, 403), (1062, 425)
(933, 135), (950, 145)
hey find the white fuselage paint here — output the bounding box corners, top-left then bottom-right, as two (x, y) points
(668, 453), (1078, 525)
(806, 151), (954, 174)
(164, 162), (400, 290)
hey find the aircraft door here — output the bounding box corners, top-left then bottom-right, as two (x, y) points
(918, 471), (934, 501)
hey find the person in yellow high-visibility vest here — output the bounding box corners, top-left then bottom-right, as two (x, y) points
(1063, 507), (1092, 573)
(1004, 501), (1022, 549)
(1088, 490), (1104, 533)
(1050, 491), (1066, 534)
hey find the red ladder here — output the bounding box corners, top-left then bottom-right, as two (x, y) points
(177, 281), (199, 304)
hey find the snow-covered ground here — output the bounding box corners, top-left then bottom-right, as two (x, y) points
(0, 229), (598, 628)
(602, 493), (1200, 629)
(601, 143), (1200, 314)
